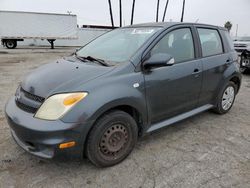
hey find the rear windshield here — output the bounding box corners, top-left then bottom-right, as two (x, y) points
(76, 27), (161, 63)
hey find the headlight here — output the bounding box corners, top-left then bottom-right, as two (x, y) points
(35, 92), (88, 120)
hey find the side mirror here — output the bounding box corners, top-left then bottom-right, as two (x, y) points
(143, 53), (175, 70)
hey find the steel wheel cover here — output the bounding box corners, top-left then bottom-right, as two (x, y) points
(99, 123), (129, 159)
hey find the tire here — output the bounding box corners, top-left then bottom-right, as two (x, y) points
(240, 54), (250, 74)
(213, 81), (237, 114)
(240, 67), (249, 74)
(5, 40), (17, 49)
(86, 110), (138, 167)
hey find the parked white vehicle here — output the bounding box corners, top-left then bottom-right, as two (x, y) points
(233, 36), (250, 54)
(0, 11), (78, 49)
(234, 37), (250, 73)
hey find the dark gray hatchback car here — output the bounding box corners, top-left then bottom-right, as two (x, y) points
(5, 22), (241, 167)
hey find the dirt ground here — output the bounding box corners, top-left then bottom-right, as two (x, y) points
(0, 46), (250, 188)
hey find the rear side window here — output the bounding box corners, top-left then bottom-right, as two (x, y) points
(197, 28), (223, 57)
(150, 28), (195, 63)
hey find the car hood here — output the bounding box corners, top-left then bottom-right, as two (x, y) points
(21, 58), (115, 98)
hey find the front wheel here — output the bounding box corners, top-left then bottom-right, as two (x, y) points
(86, 110), (138, 167)
(213, 82), (237, 114)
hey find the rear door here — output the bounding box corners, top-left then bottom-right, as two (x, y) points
(143, 26), (203, 124)
(195, 27), (231, 105)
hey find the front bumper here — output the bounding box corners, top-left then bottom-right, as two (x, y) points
(5, 97), (93, 160)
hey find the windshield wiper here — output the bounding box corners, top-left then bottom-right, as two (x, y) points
(85, 56), (110, 67)
(75, 54), (110, 67)
(74, 54), (84, 62)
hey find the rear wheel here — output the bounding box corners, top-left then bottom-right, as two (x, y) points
(5, 40), (17, 49)
(86, 110), (138, 167)
(213, 82), (236, 114)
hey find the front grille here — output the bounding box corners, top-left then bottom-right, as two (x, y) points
(20, 87), (45, 103)
(15, 87), (44, 113)
(16, 100), (37, 113)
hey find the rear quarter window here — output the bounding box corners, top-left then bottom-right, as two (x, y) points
(197, 28), (223, 57)
(223, 30), (234, 51)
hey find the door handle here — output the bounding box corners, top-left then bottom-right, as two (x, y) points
(192, 68), (201, 77)
(226, 57), (234, 62)
(226, 58), (232, 66)
(193, 68), (199, 73)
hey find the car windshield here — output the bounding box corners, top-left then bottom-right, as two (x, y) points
(238, 37), (250, 41)
(76, 27), (161, 63)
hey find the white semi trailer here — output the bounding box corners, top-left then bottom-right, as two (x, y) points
(0, 11), (78, 49)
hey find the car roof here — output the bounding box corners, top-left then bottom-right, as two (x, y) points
(124, 22), (226, 31)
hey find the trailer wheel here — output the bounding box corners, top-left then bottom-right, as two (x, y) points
(5, 40), (17, 49)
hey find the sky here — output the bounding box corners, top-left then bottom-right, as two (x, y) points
(1, 0), (250, 36)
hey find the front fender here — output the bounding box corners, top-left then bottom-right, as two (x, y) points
(61, 74), (147, 126)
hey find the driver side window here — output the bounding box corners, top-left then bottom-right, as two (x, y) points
(150, 28), (195, 63)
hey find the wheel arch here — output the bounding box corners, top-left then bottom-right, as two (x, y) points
(229, 75), (241, 93)
(90, 102), (146, 137)
(82, 103), (146, 158)
(213, 71), (241, 106)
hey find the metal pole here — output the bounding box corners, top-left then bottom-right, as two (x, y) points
(162, 0), (170, 22)
(119, 0), (122, 27)
(156, 0), (160, 22)
(131, 0), (136, 25)
(108, 0), (114, 27)
(181, 0), (185, 22)
(236, 24), (238, 37)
